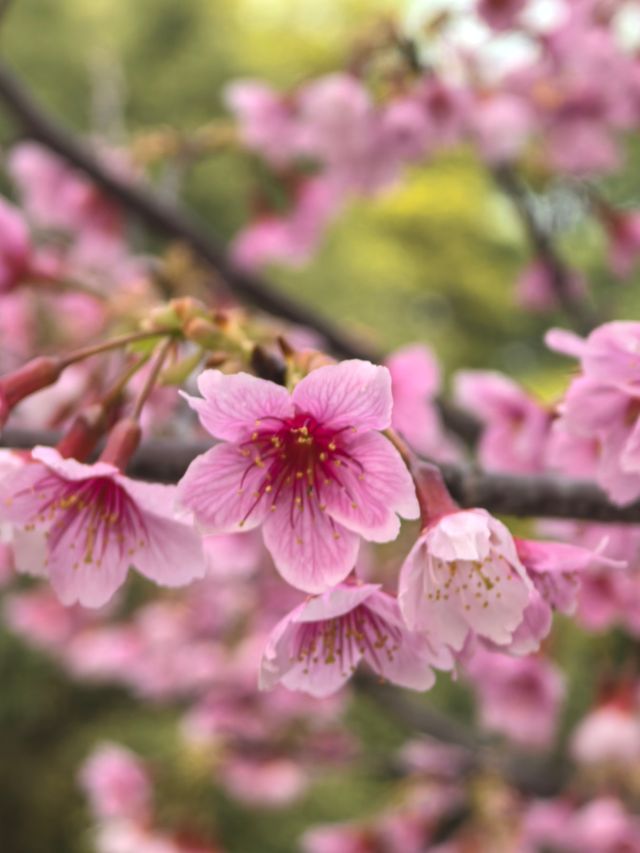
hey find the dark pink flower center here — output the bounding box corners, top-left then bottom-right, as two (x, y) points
(237, 411), (362, 527)
(23, 474), (148, 568)
(293, 605), (401, 677)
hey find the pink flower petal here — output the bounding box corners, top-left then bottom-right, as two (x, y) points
(31, 445), (118, 481)
(46, 532), (129, 607)
(292, 360), (392, 432)
(178, 443), (271, 533)
(545, 328), (586, 359)
(323, 431), (418, 541)
(295, 583), (380, 622)
(182, 369), (293, 442)
(455, 552), (532, 645)
(399, 542), (470, 650)
(263, 499), (359, 593)
(366, 593), (453, 689)
(260, 611), (358, 698)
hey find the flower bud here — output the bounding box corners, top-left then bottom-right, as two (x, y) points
(183, 316), (223, 348)
(0, 356), (63, 429)
(100, 418), (141, 470)
(56, 403), (108, 461)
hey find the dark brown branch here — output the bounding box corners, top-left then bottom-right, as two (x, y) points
(493, 163), (599, 333)
(359, 678), (569, 796)
(3, 428), (640, 523)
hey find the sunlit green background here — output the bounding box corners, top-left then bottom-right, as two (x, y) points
(1, 1), (640, 851)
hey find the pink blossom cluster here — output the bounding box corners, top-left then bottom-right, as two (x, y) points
(174, 357), (616, 699)
(79, 742), (223, 853)
(452, 342), (640, 639)
(223, 0), (640, 294)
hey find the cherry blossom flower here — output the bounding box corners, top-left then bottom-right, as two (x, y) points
(224, 80), (300, 168)
(0, 198), (33, 293)
(0, 446), (206, 607)
(399, 506), (532, 651)
(469, 93), (533, 163)
(454, 370), (550, 473)
(219, 756), (307, 808)
(231, 178), (338, 271)
(464, 646), (565, 747)
(79, 742), (152, 822)
(178, 360), (418, 593)
(505, 536), (625, 654)
(571, 701), (640, 767)
(387, 344), (458, 461)
(546, 321), (640, 504)
(259, 583), (452, 697)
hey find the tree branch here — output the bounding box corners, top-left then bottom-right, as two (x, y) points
(0, 63), (376, 361)
(0, 62), (481, 445)
(2, 428), (639, 523)
(493, 163), (599, 333)
(359, 678), (569, 796)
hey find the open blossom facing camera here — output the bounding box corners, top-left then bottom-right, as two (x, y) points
(0, 446), (206, 607)
(259, 582), (453, 697)
(178, 360), (418, 593)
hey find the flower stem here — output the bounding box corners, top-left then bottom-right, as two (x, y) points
(59, 328), (175, 368)
(131, 337), (174, 420)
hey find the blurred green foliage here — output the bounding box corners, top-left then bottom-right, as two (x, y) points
(1, 1), (640, 851)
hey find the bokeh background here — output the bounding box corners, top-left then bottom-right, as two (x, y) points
(1, 1), (640, 851)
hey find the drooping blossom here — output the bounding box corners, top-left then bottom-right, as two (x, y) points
(178, 361), (418, 593)
(454, 370), (550, 473)
(399, 477), (532, 651)
(295, 74), (382, 192)
(464, 646), (565, 747)
(259, 582), (452, 697)
(0, 446), (206, 607)
(79, 742), (152, 822)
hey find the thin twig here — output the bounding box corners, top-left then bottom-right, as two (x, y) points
(0, 63), (481, 445)
(0, 63), (375, 362)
